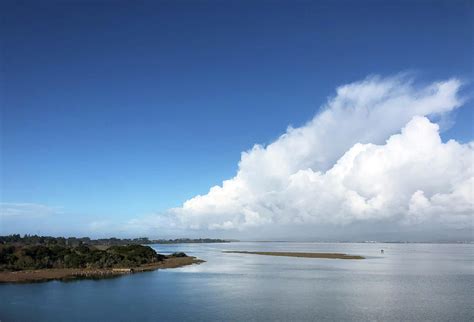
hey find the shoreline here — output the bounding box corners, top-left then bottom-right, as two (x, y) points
(223, 251), (365, 259)
(0, 256), (204, 284)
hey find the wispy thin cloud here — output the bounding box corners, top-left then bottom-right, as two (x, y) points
(0, 203), (62, 218)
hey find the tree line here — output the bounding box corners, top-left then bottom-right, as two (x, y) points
(0, 234), (230, 246)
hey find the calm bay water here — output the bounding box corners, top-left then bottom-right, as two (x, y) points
(1, 242), (473, 321)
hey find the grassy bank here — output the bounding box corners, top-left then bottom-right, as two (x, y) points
(0, 239), (205, 283)
(0, 256), (204, 283)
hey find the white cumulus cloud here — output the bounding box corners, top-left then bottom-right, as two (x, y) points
(167, 75), (472, 233)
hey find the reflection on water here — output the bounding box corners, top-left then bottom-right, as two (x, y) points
(1, 242), (473, 321)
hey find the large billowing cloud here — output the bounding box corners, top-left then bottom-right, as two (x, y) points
(167, 75), (472, 233)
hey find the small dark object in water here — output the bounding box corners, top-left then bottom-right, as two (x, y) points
(381, 249), (384, 254)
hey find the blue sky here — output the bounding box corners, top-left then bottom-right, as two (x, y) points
(1, 0), (473, 238)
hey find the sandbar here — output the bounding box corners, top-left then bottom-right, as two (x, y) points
(223, 251), (364, 259)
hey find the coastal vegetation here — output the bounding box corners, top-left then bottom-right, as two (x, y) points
(1, 243), (168, 271)
(0, 235), (205, 283)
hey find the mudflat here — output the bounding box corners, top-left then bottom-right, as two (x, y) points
(0, 256), (204, 283)
(223, 251), (364, 259)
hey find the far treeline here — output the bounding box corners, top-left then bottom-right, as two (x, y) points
(0, 234), (232, 247)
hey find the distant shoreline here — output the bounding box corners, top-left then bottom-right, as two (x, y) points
(0, 256), (204, 284)
(0, 235), (233, 248)
(223, 251), (365, 260)
(243, 241), (473, 244)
